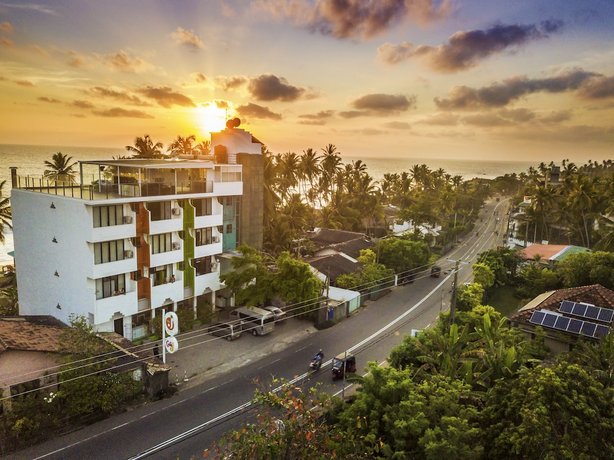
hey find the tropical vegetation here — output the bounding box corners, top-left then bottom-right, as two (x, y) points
(0, 180), (11, 244)
(43, 152), (78, 183)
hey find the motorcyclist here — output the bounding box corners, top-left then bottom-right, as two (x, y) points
(314, 349), (324, 361)
(310, 349), (324, 370)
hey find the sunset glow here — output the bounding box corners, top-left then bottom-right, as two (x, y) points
(196, 103), (228, 134)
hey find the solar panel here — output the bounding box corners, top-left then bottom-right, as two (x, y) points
(554, 316), (570, 331)
(529, 310), (546, 325)
(558, 300), (614, 324)
(542, 312), (558, 327)
(559, 300), (574, 314)
(572, 303), (587, 317)
(598, 309), (614, 323)
(568, 319), (582, 334)
(585, 305), (600, 320)
(580, 322), (597, 337)
(594, 325), (610, 338)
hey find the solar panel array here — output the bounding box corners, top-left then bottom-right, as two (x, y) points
(558, 300), (614, 323)
(529, 310), (610, 339)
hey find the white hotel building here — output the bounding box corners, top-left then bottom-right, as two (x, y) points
(10, 126), (264, 340)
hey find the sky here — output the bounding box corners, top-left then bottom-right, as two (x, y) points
(0, 0), (613, 162)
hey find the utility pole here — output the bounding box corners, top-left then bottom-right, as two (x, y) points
(446, 258), (469, 328)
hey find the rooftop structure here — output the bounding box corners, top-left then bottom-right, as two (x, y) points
(519, 244), (590, 263)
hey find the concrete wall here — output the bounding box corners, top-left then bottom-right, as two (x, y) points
(237, 153), (263, 250)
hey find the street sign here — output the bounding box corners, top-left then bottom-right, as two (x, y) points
(163, 311), (179, 336)
(164, 336), (179, 354)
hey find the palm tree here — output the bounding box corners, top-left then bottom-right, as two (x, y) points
(125, 135), (164, 158)
(0, 180), (11, 244)
(194, 140), (211, 157)
(168, 135), (196, 157)
(300, 148), (321, 206)
(43, 152), (78, 184)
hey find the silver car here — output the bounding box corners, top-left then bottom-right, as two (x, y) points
(264, 306), (286, 323)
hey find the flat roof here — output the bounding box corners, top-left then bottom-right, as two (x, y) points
(80, 159), (216, 169)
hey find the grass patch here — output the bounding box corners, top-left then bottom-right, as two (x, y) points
(486, 285), (523, 317)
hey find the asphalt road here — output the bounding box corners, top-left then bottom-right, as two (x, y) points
(14, 197), (510, 460)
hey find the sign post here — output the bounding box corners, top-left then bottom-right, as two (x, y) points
(162, 311), (179, 364)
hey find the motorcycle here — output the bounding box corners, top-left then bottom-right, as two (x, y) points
(309, 355), (323, 371)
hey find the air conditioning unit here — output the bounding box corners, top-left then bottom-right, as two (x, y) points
(124, 249), (134, 258)
(172, 242), (181, 250)
(123, 215), (133, 224)
(172, 207), (181, 216)
(212, 236), (220, 243)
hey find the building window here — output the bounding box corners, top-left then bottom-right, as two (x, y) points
(193, 198), (212, 216)
(193, 256), (212, 276)
(226, 223), (233, 233)
(93, 205), (124, 227)
(96, 274), (126, 299)
(150, 233), (172, 254)
(151, 264), (174, 286)
(195, 227), (213, 246)
(149, 201), (172, 221)
(94, 239), (126, 264)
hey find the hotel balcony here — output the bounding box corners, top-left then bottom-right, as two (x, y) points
(150, 241), (183, 267)
(149, 212), (183, 234)
(90, 254), (137, 279)
(95, 289), (138, 323)
(212, 181), (242, 196)
(194, 212), (223, 229)
(88, 213), (137, 243)
(194, 271), (220, 297)
(194, 239), (223, 258)
(151, 275), (184, 309)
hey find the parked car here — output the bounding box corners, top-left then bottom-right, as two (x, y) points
(430, 265), (441, 278)
(207, 322), (242, 341)
(264, 306), (287, 323)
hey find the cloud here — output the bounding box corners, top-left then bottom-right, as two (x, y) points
(92, 107), (154, 119)
(66, 50), (88, 68)
(577, 75), (614, 99)
(248, 74), (306, 101)
(170, 27), (204, 50)
(435, 69), (600, 110)
(236, 102), (282, 120)
(298, 110), (335, 125)
(0, 21), (13, 34)
(87, 86), (150, 106)
(136, 86), (195, 108)
(101, 50), (153, 73)
(378, 20), (563, 71)
(15, 80), (34, 87)
(71, 100), (94, 109)
(38, 96), (60, 104)
(1, 38), (13, 46)
(460, 108), (572, 127)
(0, 2), (57, 15)
(193, 72), (208, 83)
(341, 93), (416, 117)
(420, 112), (459, 125)
(383, 121), (411, 129)
(253, 0), (452, 40)
(216, 75), (248, 90)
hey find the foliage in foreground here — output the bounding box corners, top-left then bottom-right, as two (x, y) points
(217, 307), (614, 459)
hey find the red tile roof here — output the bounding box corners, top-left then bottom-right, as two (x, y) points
(511, 284), (614, 323)
(0, 317), (67, 354)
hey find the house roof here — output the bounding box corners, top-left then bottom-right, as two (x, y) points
(0, 316), (68, 354)
(511, 284), (614, 323)
(308, 228), (368, 246)
(307, 253), (359, 283)
(519, 244), (589, 262)
(326, 238), (373, 259)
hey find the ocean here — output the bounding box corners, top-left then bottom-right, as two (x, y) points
(0, 143), (537, 264)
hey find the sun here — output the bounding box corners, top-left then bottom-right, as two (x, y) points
(196, 103), (228, 134)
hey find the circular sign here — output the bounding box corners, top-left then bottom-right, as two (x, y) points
(164, 336), (179, 354)
(163, 311), (179, 336)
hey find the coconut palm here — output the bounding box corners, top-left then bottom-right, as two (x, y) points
(43, 152), (78, 184)
(125, 135), (164, 158)
(168, 134), (196, 157)
(194, 140), (211, 157)
(0, 180), (11, 244)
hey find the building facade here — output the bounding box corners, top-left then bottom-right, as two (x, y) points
(11, 126), (262, 340)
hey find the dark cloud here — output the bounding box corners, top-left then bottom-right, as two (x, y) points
(298, 110), (335, 125)
(87, 87), (150, 106)
(378, 20), (563, 71)
(193, 72), (208, 83)
(137, 86), (195, 108)
(254, 0), (452, 40)
(248, 74), (306, 101)
(38, 96), (61, 104)
(102, 50), (152, 73)
(420, 112), (459, 125)
(92, 107), (154, 118)
(383, 121), (411, 129)
(15, 80), (34, 87)
(539, 110), (572, 124)
(170, 27), (204, 50)
(216, 75), (248, 90)
(215, 100), (229, 109)
(461, 108), (572, 127)
(577, 75), (614, 99)
(71, 99), (94, 109)
(236, 103), (282, 120)
(343, 93), (416, 117)
(435, 69), (599, 110)
(462, 113), (512, 127)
